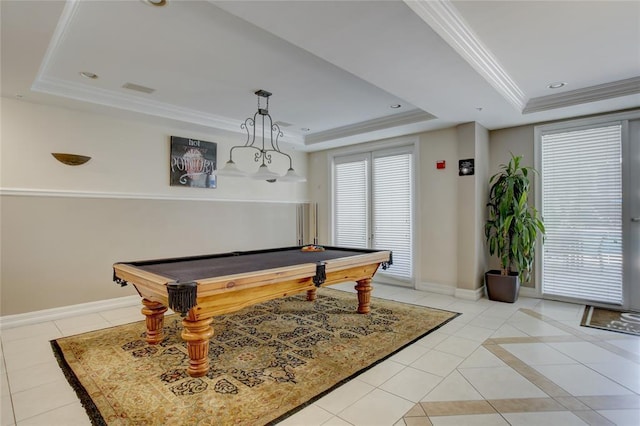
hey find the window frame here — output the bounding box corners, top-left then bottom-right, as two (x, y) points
(533, 110), (640, 305)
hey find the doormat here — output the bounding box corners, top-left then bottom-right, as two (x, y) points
(581, 305), (640, 336)
(52, 288), (459, 425)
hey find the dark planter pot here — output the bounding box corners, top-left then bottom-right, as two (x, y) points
(485, 270), (520, 303)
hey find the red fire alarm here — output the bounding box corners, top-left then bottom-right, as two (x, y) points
(436, 160), (446, 169)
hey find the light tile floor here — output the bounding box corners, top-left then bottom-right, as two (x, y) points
(1, 283), (639, 425)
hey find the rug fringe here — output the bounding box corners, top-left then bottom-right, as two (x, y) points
(50, 340), (107, 426)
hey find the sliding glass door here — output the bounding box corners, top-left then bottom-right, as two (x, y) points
(540, 124), (623, 304)
(537, 113), (640, 309)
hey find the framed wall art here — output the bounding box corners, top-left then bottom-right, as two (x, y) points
(458, 158), (475, 176)
(170, 136), (217, 188)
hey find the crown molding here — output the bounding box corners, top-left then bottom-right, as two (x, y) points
(30, 0), (304, 145)
(32, 76), (243, 133)
(523, 76), (640, 114)
(304, 109), (435, 145)
(32, 0), (81, 83)
(404, 0), (526, 111)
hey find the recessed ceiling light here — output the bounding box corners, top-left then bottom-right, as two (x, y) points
(79, 71), (98, 80)
(142, 0), (167, 6)
(547, 82), (567, 89)
(390, 104), (402, 109)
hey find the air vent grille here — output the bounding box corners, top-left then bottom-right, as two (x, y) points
(122, 82), (155, 94)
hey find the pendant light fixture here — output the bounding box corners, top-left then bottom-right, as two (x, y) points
(217, 90), (306, 183)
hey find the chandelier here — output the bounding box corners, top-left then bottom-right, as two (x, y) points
(216, 90), (306, 183)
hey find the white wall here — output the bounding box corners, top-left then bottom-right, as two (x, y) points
(1, 99), (309, 315)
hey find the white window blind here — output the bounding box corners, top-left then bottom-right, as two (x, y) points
(334, 158), (368, 248)
(333, 148), (414, 282)
(373, 153), (413, 279)
(541, 124), (623, 304)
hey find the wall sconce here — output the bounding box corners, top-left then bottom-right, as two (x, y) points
(51, 153), (91, 166)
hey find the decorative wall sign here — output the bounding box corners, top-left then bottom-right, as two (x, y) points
(459, 158), (474, 176)
(170, 136), (217, 188)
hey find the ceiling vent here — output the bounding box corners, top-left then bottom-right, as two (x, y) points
(274, 121), (292, 128)
(122, 82), (156, 94)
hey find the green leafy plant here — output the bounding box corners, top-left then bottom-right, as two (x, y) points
(485, 154), (545, 282)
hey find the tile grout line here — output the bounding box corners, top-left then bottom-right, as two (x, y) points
(520, 308), (640, 363)
(402, 305), (637, 425)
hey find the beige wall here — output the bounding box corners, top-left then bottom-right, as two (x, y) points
(456, 123), (476, 290)
(1, 196), (297, 315)
(456, 122), (490, 291)
(308, 130), (461, 289)
(1, 99), (308, 315)
(1, 98), (307, 201)
(488, 124), (537, 287)
(418, 129), (459, 287)
(489, 125), (535, 177)
(0, 96), (547, 315)
(475, 124), (490, 290)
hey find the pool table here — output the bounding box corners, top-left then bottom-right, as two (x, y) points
(113, 246), (392, 377)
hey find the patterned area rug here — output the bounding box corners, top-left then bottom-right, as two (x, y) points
(581, 305), (640, 336)
(52, 288), (458, 425)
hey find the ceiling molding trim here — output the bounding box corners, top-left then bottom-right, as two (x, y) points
(32, 77), (243, 132)
(31, 78), (307, 144)
(30, 0), (304, 145)
(32, 0), (81, 84)
(404, 0), (526, 110)
(304, 109), (435, 145)
(523, 76), (640, 114)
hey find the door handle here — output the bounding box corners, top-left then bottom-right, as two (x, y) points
(632, 217), (640, 222)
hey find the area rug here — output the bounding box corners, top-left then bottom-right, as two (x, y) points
(581, 305), (640, 336)
(51, 288), (458, 425)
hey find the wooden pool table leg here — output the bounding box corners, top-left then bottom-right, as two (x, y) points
(141, 299), (168, 344)
(181, 317), (214, 377)
(306, 288), (317, 301)
(355, 278), (372, 314)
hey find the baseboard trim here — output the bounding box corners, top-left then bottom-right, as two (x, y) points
(416, 281), (456, 296)
(417, 282), (486, 301)
(0, 295), (140, 329)
(0, 285), (540, 330)
(519, 286), (540, 298)
(455, 286), (485, 301)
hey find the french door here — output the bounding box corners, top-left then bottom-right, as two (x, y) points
(333, 146), (415, 285)
(537, 113), (640, 310)
(627, 119), (640, 311)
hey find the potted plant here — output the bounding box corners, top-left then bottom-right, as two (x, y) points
(484, 154), (545, 302)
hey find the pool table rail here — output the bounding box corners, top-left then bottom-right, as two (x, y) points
(112, 246), (392, 377)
